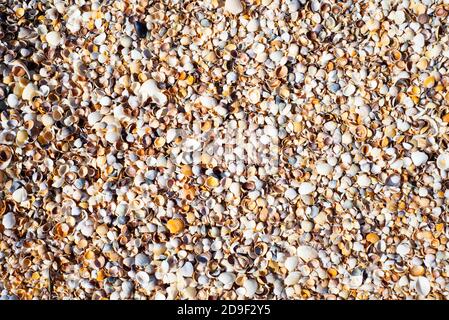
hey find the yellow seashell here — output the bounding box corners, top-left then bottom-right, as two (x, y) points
(423, 75), (435, 88)
(366, 233), (380, 244)
(205, 176), (220, 188)
(166, 218), (184, 234)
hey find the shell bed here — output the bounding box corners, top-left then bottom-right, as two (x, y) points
(1, 0), (449, 300)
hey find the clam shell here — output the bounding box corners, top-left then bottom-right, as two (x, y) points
(437, 153), (449, 170)
(298, 182), (316, 195)
(12, 188), (27, 203)
(2, 212), (16, 229)
(46, 31), (62, 47)
(22, 83), (39, 101)
(218, 272), (236, 286)
(411, 151), (428, 166)
(416, 276), (431, 296)
(224, 0), (243, 15)
(297, 245), (318, 262)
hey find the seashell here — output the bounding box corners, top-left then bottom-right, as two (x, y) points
(284, 272), (300, 286)
(22, 83), (39, 101)
(316, 161), (333, 175)
(199, 96), (217, 108)
(423, 75), (435, 88)
(135, 253), (150, 267)
(437, 153), (449, 171)
(284, 188), (297, 200)
(135, 271), (150, 286)
(411, 151), (428, 166)
(12, 188), (27, 203)
(396, 243), (410, 256)
(297, 245), (318, 262)
(247, 88), (261, 104)
(349, 269), (364, 288)
(224, 0), (243, 15)
(88, 112), (102, 125)
(298, 182), (316, 195)
(385, 174), (401, 187)
(139, 79), (167, 105)
(166, 128), (177, 143)
(2, 212), (16, 229)
(416, 276), (431, 296)
(154, 137), (166, 148)
(366, 233), (379, 244)
(46, 31), (62, 47)
(218, 272), (236, 286)
(0, 146), (13, 169)
(410, 265), (425, 277)
(166, 218), (184, 234)
(243, 279), (257, 297)
(246, 18), (260, 32)
(205, 176), (220, 188)
(180, 262), (194, 277)
(284, 256), (298, 272)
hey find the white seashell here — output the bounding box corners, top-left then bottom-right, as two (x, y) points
(180, 262), (194, 278)
(284, 272), (300, 286)
(243, 279), (257, 297)
(105, 127), (120, 143)
(88, 112), (102, 126)
(284, 256), (298, 272)
(416, 276), (431, 296)
(41, 114), (54, 127)
(199, 96), (217, 108)
(343, 83), (356, 96)
(316, 162), (333, 175)
(297, 245), (318, 262)
(79, 219), (94, 237)
(356, 174), (371, 188)
(2, 212), (16, 229)
(93, 33), (106, 45)
(99, 96), (112, 106)
(46, 31), (62, 47)
(22, 83), (39, 101)
(411, 151), (428, 166)
(298, 182), (315, 195)
(166, 129), (177, 143)
(135, 271), (150, 286)
(284, 188), (297, 200)
(349, 269), (364, 288)
(247, 88), (261, 104)
(396, 243), (410, 257)
(246, 19), (259, 32)
(218, 272), (236, 286)
(12, 188), (27, 203)
(224, 0), (243, 15)
(139, 79), (167, 106)
(135, 253), (150, 267)
(7, 94), (19, 108)
(296, 246), (318, 262)
(437, 153), (449, 171)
